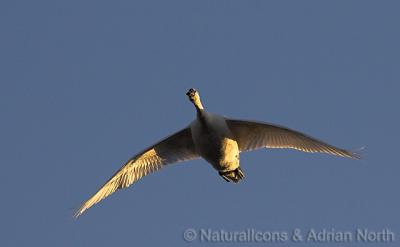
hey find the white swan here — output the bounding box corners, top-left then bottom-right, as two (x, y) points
(75, 88), (359, 218)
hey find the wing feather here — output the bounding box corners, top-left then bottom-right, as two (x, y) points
(75, 127), (198, 218)
(226, 119), (359, 159)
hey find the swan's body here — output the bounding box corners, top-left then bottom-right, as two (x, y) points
(75, 88), (359, 218)
(190, 111), (242, 182)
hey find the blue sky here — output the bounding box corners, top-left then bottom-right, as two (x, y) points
(0, 1), (399, 246)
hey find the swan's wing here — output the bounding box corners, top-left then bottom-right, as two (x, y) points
(75, 127), (198, 218)
(226, 119), (359, 159)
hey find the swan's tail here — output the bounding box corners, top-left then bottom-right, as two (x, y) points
(219, 167), (245, 183)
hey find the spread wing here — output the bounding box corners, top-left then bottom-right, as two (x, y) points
(75, 127), (198, 218)
(226, 119), (359, 159)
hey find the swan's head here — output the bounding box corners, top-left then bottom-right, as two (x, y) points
(186, 88), (204, 110)
(186, 88), (198, 100)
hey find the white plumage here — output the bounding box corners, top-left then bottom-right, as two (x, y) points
(75, 88), (359, 218)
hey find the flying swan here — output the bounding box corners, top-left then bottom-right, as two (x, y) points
(75, 88), (359, 217)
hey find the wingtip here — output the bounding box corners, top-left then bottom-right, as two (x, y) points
(349, 146), (366, 160)
(73, 209), (82, 219)
(73, 205), (86, 219)
(350, 152), (362, 160)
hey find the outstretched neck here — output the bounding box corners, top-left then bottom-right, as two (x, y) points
(192, 97), (204, 111)
(186, 88), (206, 115)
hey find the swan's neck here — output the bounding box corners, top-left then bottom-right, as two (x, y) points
(192, 97), (204, 111)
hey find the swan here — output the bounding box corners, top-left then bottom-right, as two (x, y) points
(75, 88), (359, 218)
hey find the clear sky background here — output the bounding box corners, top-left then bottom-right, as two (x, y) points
(1, 1), (399, 246)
